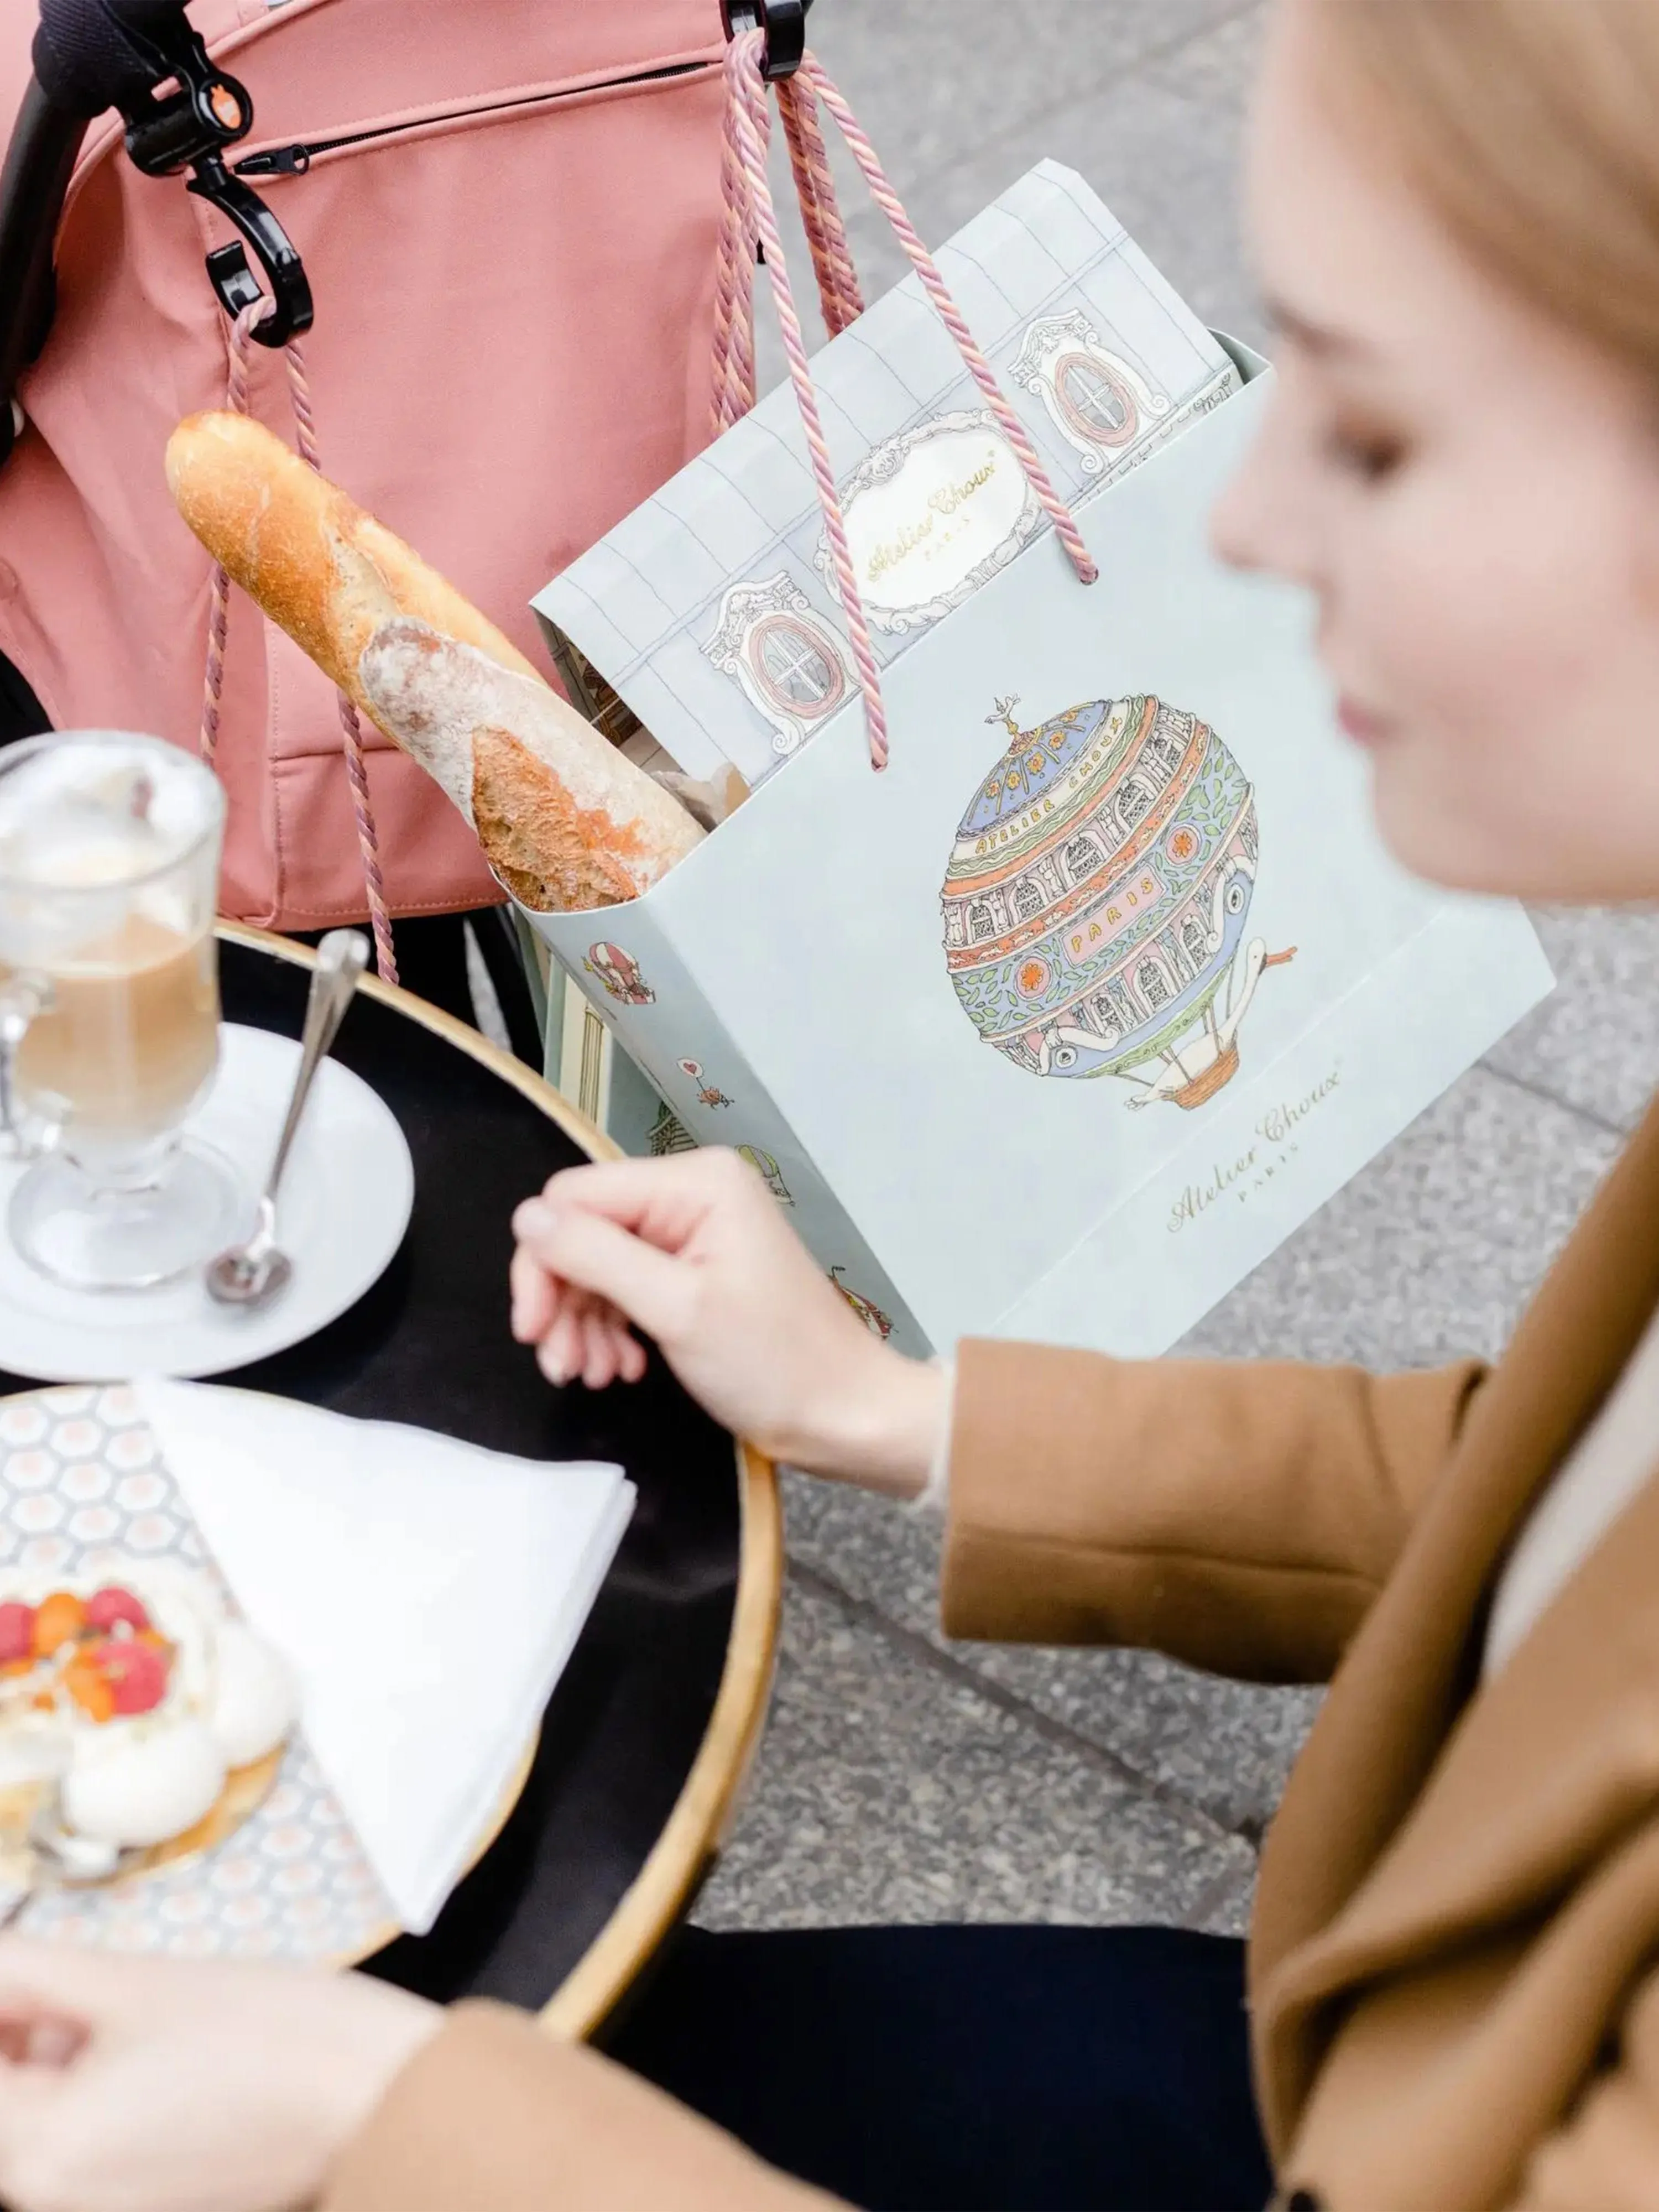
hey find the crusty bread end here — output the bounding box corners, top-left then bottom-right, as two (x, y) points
(358, 620), (703, 912)
(165, 413), (704, 915)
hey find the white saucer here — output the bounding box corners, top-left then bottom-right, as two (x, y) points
(0, 1026), (414, 1383)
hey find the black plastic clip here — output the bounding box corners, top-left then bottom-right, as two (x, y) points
(721, 0), (812, 82)
(185, 155), (312, 345)
(121, 20), (311, 345)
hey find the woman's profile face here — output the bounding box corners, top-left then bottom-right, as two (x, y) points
(1213, 0), (1659, 902)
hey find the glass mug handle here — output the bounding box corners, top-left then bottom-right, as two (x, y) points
(0, 975), (52, 1157)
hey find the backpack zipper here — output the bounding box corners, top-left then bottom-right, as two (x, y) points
(235, 145), (312, 176)
(232, 56), (711, 179)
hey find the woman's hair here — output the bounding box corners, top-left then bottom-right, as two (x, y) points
(1323, 0), (1659, 375)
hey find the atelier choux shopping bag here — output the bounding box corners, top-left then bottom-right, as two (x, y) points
(528, 158), (1552, 1359)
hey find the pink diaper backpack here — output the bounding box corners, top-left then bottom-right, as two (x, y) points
(0, 0), (732, 933)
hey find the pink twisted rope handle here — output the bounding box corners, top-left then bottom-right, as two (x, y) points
(197, 302), (262, 777)
(709, 55), (761, 434)
(776, 72), (863, 337)
(721, 33), (1097, 769)
(727, 34), (890, 766)
(800, 52), (1098, 591)
(199, 307), (399, 985)
(712, 52), (865, 430)
(280, 338), (398, 986)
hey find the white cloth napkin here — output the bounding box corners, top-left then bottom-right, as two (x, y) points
(134, 1379), (634, 1936)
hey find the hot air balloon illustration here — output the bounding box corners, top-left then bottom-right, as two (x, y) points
(830, 1266), (894, 1340)
(583, 942), (655, 1006)
(737, 1146), (794, 1204)
(942, 694), (1296, 1110)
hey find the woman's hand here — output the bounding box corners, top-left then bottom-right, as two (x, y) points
(0, 1938), (441, 2212)
(510, 1150), (946, 1499)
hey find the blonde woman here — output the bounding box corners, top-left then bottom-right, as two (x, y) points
(3, 2), (1659, 2206)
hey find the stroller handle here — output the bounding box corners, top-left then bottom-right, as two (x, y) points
(0, 0), (312, 470)
(0, 81), (82, 470)
(1, 0), (828, 471)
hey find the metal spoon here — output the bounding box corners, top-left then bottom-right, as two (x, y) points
(206, 928), (370, 1309)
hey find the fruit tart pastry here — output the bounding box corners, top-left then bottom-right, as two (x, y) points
(0, 1562), (296, 1859)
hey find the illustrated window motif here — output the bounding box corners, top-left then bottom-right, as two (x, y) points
(1011, 311), (1173, 481)
(1182, 916), (1209, 968)
(703, 571), (859, 760)
(1118, 778), (1154, 830)
(1053, 352), (1139, 448)
(1137, 959), (1171, 1010)
(1062, 835), (1100, 883)
(1013, 879), (1044, 922)
(751, 616), (845, 716)
(969, 902), (995, 941)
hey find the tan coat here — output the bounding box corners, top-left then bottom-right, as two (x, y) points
(323, 1099), (1659, 2212)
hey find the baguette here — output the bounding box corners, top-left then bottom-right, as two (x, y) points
(165, 412), (540, 699)
(164, 411), (701, 911)
(358, 619), (702, 910)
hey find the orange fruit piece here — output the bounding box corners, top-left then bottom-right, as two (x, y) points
(63, 1660), (114, 1724)
(32, 1593), (85, 1657)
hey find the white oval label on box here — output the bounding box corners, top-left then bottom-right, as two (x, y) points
(834, 414), (1042, 630)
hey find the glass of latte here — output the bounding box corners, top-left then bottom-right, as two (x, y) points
(0, 733), (241, 1291)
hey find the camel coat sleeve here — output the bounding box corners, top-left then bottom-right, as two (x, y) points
(940, 1339), (1488, 1684)
(1507, 1968), (1659, 2210)
(320, 2002), (841, 2212)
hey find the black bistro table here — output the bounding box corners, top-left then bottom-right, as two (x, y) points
(0, 926), (781, 2039)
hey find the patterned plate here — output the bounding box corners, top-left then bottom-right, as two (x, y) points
(0, 1385), (530, 1963)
